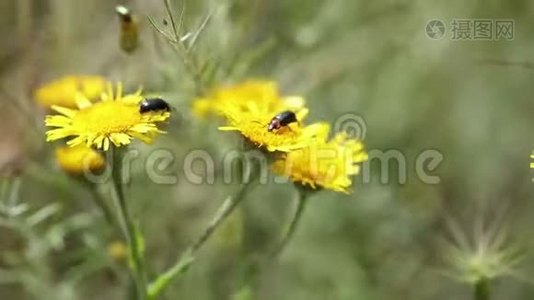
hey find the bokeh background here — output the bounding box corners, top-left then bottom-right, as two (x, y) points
(1, 0), (534, 299)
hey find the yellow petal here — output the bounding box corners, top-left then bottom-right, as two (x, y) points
(67, 136), (85, 147)
(51, 106), (77, 118)
(116, 82), (123, 100)
(75, 93), (93, 109)
(45, 115), (72, 127)
(282, 96), (305, 109)
(103, 138), (110, 151)
(94, 135), (105, 149)
(296, 108), (309, 122)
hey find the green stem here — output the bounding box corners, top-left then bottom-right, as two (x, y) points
(474, 278), (490, 300)
(109, 146), (148, 300)
(190, 184), (250, 253)
(160, 0), (206, 95)
(82, 181), (115, 226)
(148, 180), (256, 299)
(271, 189), (309, 258)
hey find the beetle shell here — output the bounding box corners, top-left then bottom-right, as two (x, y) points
(267, 110), (297, 132)
(139, 98), (171, 114)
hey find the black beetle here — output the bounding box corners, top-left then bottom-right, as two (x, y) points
(268, 110), (297, 132)
(139, 98), (171, 114)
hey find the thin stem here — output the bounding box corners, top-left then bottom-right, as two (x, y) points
(147, 16), (176, 43)
(154, 0), (206, 95)
(163, 0), (180, 42)
(270, 189), (309, 258)
(148, 180), (256, 299)
(109, 146), (148, 300)
(474, 278), (490, 300)
(82, 181), (115, 226)
(191, 182), (251, 253)
(187, 11), (213, 53)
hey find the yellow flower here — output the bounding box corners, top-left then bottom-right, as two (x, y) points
(108, 240), (128, 262)
(55, 145), (106, 175)
(272, 131), (367, 193)
(193, 80), (304, 118)
(219, 104), (329, 152)
(35, 75), (106, 108)
(530, 153), (534, 168)
(45, 82), (170, 151)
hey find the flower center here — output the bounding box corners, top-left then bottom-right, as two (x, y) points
(73, 101), (141, 135)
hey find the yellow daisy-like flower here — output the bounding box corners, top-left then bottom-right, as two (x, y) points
(272, 131), (368, 193)
(35, 75), (106, 108)
(45, 83), (170, 151)
(530, 152), (534, 168)
(193, 80), (304, 118)
(219, 103), (329, 152)
(55, 145), (106, 175)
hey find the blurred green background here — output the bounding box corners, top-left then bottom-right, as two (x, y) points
(1, 0), (534, 299)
